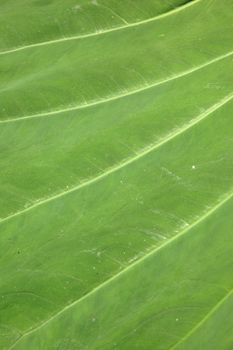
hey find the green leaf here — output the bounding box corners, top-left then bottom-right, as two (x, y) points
(0, 0), (232, 349)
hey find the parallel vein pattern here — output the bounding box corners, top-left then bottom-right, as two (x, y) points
(1, 0), (233, 349)
(0, 0), (200, 56)
(8, 190), (233, 350)
(1, 92), (232, 223)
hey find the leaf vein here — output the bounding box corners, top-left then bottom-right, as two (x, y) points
(0, 0), (201, 56)
(8, 190), (233, 350)
(1, 50), (232, 124)
(1, 92), (232, 224)
(169, 289), (233, 349)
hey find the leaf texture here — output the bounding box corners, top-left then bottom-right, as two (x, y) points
(0, 0), (233, 349)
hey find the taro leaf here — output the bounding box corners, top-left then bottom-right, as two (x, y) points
(0, 0), (233, 349)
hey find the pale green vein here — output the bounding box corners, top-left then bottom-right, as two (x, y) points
(1, 92), (232, 224)
(0, 0), (201, 56)
(169, 289), (233, 350)
(8, 189), (233, 350)
(0, 49), (232, 124)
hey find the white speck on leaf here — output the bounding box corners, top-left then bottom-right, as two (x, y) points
(73, 5), (82, 11)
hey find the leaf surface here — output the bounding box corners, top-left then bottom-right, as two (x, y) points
(0, 0), (233, 349)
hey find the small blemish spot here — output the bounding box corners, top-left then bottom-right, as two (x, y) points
(73, 4), (81, 11)
(192, 165), (196, 170)
(176, 318), (179, 322)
